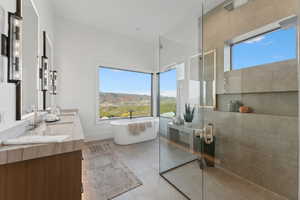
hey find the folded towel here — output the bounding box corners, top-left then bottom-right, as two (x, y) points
(128, 123), (140, 135)
(3, 135), (70, 145)
(138, 123), (146, 132)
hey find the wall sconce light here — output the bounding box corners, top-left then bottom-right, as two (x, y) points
(40, 55), (49, 111)
(40, 31), (49, 92)
(40, 56), (49, 91)
(40, 31), (49, 111)
(49, 70), (57, 95)
(6, 0), (23, 120)
(7, 10), (22, 82)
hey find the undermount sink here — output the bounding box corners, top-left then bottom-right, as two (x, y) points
(2, 135), (70, 145)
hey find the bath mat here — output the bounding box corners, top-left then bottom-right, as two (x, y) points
(82, 140), (142, 200)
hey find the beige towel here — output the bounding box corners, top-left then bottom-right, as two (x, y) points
(138, 123), (146, 132)
(128, 123), (140, 135)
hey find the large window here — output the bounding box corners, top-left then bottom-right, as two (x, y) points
(159, 69), (177, 117)
(231, 26), (297, 70)
(99, 67), (152, 120)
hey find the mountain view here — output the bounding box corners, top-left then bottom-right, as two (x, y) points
(99, 67), (177, 119)
(99, 92), (176, 119)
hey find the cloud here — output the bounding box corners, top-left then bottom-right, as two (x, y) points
(110, 69), (122, 73)
(244, 36), (265, 44)
(272, 55), (285, 60)
(160, 90), (176, 97)
(261, 41), (273, 46)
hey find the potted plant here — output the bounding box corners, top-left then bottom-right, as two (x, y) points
(184, 104), (195, 127)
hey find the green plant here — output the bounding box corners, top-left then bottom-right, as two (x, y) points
(184, 104), (195, 123)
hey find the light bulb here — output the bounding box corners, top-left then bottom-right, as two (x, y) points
(14, 73), (20, 79)
(15, 41), (20, 49)
(14, 50), (19, 57)
(14, 19), (19, 26)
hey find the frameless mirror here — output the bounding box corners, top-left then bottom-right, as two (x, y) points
(189, 50), (216, 108)
(21, 0), (39, 116)
(202, 50), (216, 107)
(0, 5), (5, 82)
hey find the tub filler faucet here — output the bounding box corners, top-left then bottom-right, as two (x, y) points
(129, 110), (134, 119)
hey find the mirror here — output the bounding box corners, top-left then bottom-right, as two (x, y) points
(189, 49), (216, 108)
(21, 0), (39, 117)
(0, 5), (5, 82)
(202, 50), (216, 107)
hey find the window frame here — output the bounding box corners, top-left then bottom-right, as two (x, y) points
(97, 66), (154, 122)
(224, 15), (298, 72)
(158, 66), (177, 119)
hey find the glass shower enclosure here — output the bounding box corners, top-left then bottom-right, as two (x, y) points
(159, 0), (299, 199)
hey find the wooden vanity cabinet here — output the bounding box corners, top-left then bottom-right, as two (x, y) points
(0, 151), (82, 200)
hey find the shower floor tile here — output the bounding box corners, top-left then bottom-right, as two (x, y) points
(163, 161), (287, 200)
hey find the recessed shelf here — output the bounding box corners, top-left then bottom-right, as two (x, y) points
(217, 90), (298, 95)
(213, 110), (298, 118)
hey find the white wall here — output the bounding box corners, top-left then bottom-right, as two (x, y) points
(0, 0), (55, 130)
(54, 18), (156, 141)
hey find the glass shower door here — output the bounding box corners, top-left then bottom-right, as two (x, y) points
(158, 2), (205, 199)
(202, 0), (299, 200)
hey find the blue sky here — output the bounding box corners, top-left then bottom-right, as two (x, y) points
(160, 69), (177, 97)
(99, 67), (177, 97)
(232, 27), (297, 70)
(99, 67), (152, 95)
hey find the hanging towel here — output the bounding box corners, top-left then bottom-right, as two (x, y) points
(138, 123), (146, 132)
(3, 135), (69, 145)
(128, 123), (140, 135)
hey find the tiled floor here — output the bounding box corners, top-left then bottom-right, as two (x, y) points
(113, 139), (186, 200)
(163, 162), (287, 200)
(101, 138), (287, 200)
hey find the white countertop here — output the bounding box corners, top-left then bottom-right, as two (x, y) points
(0, 110), (85, 165)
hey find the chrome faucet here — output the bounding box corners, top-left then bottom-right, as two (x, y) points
(129, 110), (134, 119)
(28, 108), (42, 130)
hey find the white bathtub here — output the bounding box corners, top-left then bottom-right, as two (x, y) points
(110, 117), (159, 145)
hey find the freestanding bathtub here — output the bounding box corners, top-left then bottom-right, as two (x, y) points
(110, 117), (159, 145)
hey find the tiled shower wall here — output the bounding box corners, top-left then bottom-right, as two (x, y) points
(201, 1), (299, 199)
(203, 111), (298, 200)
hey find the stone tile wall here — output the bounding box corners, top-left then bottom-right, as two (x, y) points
(202, 111), (298, 200)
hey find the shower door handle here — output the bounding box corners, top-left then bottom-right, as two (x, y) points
(204, 124), (214, 144)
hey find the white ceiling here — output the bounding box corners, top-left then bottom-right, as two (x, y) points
(52, 0), (225, 43)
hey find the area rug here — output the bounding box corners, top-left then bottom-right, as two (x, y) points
(82, 140), (142, 200)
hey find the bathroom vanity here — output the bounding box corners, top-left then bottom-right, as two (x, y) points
(0, 110), (85, 200)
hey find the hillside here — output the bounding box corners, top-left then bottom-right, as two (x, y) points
(100, 92), (151, 106)
(99, 92), (176, 118)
